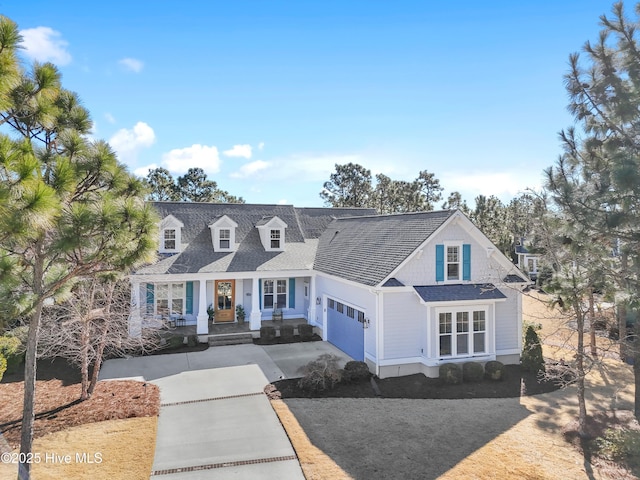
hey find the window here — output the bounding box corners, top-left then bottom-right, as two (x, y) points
(155, 283), (185, 316)
(270, 229), (281, 249)
(446, 246), (460, 280)
(347, 306), (355, 318)
(163, 229), (176, 250)
(328, 298), (335, 309)
(219, 229), (231, 249)
(438, 308), (487, 357)
(337, 302), (344, 313)
(263, 279), (287, 309)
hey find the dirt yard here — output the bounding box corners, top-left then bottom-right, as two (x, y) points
(276, 291), (638, 480)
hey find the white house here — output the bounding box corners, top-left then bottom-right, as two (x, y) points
(130, 203), (529, 378)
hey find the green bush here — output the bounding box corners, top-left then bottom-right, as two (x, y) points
(280, 324), (294, 342)
(462, 362), (484, 382)
(298, 354), (343, 392)
(0, 335), (23, 375)
(522, 325), (545, 373)
(439, 363), (462, 384)
(298, 323), (314, 341)
(260, 326), (276, 344)
(187, 335), (198, 347)
(596, 428), (640, 471)
(0, 355), (6, 382)
(342, 361), (371, 383)
(484, 360), (506, 381)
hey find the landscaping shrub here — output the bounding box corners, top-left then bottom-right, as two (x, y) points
(439, 363), (462, 384)
(522, 325), (545, 373)
(0, 335), (23, 374)
(596, 428), (640, 472)
(298, 353), (343, 392)
(484, 360), (506, 381)
(280, 324), (294, 342)
(260, 326), (276, 344)
(342, 360), (371, 383)
(187, 335), (198, 347)
(298, 323), (314, 341)
(0, 354), (6, 382)
(462, 362), (484, 382)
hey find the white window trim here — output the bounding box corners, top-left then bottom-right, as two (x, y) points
(159, 215), (183, 253)
(256, 216), (287, 252)
(436, 305), (489, 359)
(444, 242), (463, 283)
(155, 282), (186, 317)
(209, 216), (238, 252)
(262, 278), (288, 310)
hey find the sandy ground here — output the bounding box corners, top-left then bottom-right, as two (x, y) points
(280, 291), (636, 480)
(0, 417), (157, 480)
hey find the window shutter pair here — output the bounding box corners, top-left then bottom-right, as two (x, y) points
(435, 245), (471, 281)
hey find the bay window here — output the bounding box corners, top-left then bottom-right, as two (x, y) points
(438, 307), (487, 357)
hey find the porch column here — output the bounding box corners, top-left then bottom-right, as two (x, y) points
(197, 279), (208, 335)
(129, 281), (142, 337)
(307, 275), (317, 325)
(249, 277), (261, 330)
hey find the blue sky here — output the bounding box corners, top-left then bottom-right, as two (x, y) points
(2, 0), (617, 207)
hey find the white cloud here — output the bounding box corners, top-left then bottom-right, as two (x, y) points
(20, 27), (72, 65)
(277, 199), (288, 205)
(104, 113), (116, 124)
(134, 164), (158, 177)
(119, 57), (144, 73)
(161, 145), (220, 175)
(223, 144), (252, 159)
(258, 142), (265, 151)
(109, 122), (156, 164)
(441, 170), (541, 203)
(230, 160), (270, 178)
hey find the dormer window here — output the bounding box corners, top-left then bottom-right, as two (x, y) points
(209, 215), (237, 252)
(256, 216), (287, 252)
(159, 215), (183, 253)
(270, 229), (281, 249)
(163, 229), (176, 250)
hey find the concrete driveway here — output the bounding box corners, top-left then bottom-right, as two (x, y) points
(100, 341), (351, 479)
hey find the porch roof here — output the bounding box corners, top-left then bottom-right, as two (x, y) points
(413, 283), (507, 303)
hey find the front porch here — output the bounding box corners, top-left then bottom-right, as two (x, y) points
(166, 317), (309, 341)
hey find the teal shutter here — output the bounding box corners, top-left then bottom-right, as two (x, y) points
(258, 279), (262, 309)
(146, 283), (154, 314)
(289, 278), (295, 308)
(186, 281), (193, 314)
(463, 244), (471, 281)
(435, 245), (444, 282)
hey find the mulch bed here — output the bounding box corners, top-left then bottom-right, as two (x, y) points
(254, 334), (323, 345)
(0, 358), (160, 451)
(269, 365), (560, 399)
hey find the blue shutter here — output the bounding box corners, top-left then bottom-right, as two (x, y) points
(258, 279), (262, 309)
(289, 278), (295, 308)
(185, 281), (193, 314)
(146, 283), (154, 314)
(435, 245), (444, 282)
(463, 244), (471, 281)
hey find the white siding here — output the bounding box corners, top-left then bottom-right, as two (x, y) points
(494, 286), (520, 352)
(382, 291), (423, 359)
(316, 275), (378, 359)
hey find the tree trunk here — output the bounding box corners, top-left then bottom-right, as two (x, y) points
(634, 320), (640, 420)
(575, 307), (588, 437)
(589, 290), (597, 357)
(19, 245), (46, 480)
(619, 252), (629, 358)
(80, 320), (90, 400)
(88, 322), (108, 396)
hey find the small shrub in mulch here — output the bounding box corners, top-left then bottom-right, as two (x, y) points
(439, 363), (462, 385)
(484, 360), (506, 381)
(342, 361), (371, 383)
(462, 362), (484, 382)
(259, 326), (277, 344)
(298, 323), (314, 341)
(280, 324), (294, 343)
(522, 325), (545, 373)
(298, 354), (344, 392)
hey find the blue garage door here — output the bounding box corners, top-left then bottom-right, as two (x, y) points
(327, 298), (365, 361)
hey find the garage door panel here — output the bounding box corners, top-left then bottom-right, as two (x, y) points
(327, 299), (364, 361)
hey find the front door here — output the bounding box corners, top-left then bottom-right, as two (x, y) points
(215, 280), (235, 322)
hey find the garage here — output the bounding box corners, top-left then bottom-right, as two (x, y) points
(326, 298), (365, 361)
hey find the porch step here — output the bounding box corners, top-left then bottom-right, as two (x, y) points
(208, 332), (254, 347)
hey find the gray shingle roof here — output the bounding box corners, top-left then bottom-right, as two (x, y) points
(382, 278), (405, 287)
(414, 284), (507, 302)
(314, 210), (455, 287)
(136, 203), (373, 275)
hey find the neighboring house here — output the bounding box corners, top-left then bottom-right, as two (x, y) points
(515, 237), (540, 281)
(130, 203), (529, 378)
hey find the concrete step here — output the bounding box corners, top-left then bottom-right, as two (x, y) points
(208, 332), (254, 347)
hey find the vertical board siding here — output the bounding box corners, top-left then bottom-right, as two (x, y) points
(185, 281), (193, 314)
(463, 244), (471, 280)
(289, 278), (296, 308)
(435, 245), (444, 282)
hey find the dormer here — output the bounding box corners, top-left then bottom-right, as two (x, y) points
(256, 216), (287, 252)
(159, 215), (184, 253)
(209, 215), (238, 252)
